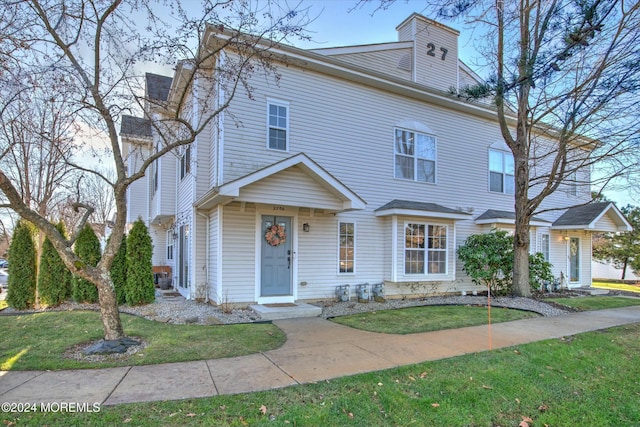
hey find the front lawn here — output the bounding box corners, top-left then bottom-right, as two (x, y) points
(5, 322), (639, 426)
(330, 305), (539, 334)
(546, 295), (640, 311)
(0, 311), (285, 371)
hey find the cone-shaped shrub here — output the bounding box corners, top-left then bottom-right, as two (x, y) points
(72, 225), (100, 303)
(7, 220), (37, 309)
(38, 221), (72, 306)
(125, 219), (155, 305)
(109, 235), (127, 305)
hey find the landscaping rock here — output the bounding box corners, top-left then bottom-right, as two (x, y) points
(83, 337), (141, 355)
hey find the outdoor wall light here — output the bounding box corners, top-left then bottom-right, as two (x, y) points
(303, 223), (310, 232)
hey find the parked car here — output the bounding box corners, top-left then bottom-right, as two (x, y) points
(0, 269), (7, 287)
(0, 259), (7, 268)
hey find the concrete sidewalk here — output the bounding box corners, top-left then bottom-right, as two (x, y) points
(1, 306), (639, 406)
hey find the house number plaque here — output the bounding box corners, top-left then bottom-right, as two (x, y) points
(272, 206), (285, 211)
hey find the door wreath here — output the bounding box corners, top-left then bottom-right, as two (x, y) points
(265, 224), (286, 246)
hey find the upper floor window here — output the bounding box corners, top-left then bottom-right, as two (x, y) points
(489, 149), (514, 194)
(394, 129), (436, 183)
(180, 146), (191, 179)
(338, 222), (355, 274)
(404, 223), (447, 275)
(566, 171), (577, 196)
(267, 100), (289, 151)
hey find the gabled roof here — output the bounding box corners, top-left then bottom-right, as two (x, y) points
(120, 115), (152, 138)
(146, 73), (173, 102)
(475, 209), (551, 227)
(194, 153), (366, 211)
(552, 203), (632, 232)
(375, 200), (471, 220)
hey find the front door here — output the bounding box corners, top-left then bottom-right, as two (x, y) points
(261, 216), (292, 296)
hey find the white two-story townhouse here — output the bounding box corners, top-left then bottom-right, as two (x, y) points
(120, 13), (630, 304)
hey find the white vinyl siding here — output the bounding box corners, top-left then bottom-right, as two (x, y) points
(394, 129), (436, 183)
(267, 99), (289, 151)
(489, 149), (515, 194)
(338, 222), (355, 274)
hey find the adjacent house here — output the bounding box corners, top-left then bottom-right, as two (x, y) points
(120, 13), (631, 304)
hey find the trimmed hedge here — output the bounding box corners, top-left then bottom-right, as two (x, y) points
(109, 235), (127, 305)
(125, 219), (154, 305)
(38, 221), (72, 306)
(72, 225), (101, 303)
(7, 220), (37, 309)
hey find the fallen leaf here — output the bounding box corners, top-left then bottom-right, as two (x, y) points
(420, 372), (428, 378)
(123, 419), (132, 423)
(482, 385), (493, 390)
(522, 416), (534, 422)
(3, 421), (16, 427)
(431, 403), (440, 408)
(239, 416), (248, 426)
(186, 413), (196, 417)
(378, 382), (383, 386)
(538, 404), (549, 412)
(408, 376), (416, 381)
(348, 412), (354, 418)
(518, 421), (530, 427)
(514, 350), (521, 354)
(259, 405), (268, 415)
(219, 405), (226, 411)
(515, 398), (521, 404)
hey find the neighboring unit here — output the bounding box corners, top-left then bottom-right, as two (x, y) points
(121, 14), (631, 304)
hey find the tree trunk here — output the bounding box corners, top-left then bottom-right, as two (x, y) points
(96, 275), (124, 340)
(512, 150), (532, 297)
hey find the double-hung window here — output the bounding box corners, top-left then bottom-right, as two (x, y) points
(394, 129), (436, 183)
(541, 233), (550, 262)
(338, 222), (355, 273)
(268, 100), (289, 151)
(166, 230), (174, 261)
(180, 146), (191, 179)
(405, 223), (447, 275)
(489, 149), (514, 194)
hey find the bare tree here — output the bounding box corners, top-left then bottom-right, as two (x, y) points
(0, 0), (310, 340)
(365, 0), (640, 296)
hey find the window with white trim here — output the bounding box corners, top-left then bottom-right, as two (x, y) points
(566, 171), (577, 196)
(404, 223), (447, 275)
(541, 233), (550, 262)
(394, 129), (436, 183)
(180, 146), (191, 179)
(489, 149), (514, 194)
(338, 222), (355, 273)
(267, 101), (288, 151)
(166, 230), (174, 261)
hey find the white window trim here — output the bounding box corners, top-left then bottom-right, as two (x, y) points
(166, 230), (174, 261)
(540, 233), (550, 262)
(337, 221), (356, 275)
(180, 145), (191, 180)
(393, 127), (437, 184)
(403, 222), (448, 276)
(266, 98), (290, 151)
(488, 148), (514, 194)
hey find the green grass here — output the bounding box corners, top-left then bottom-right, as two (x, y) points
(4, 323), (639, 426)
(592, 281), (640, 293)
(330, 305), (539, 334)
(547, 295), (640, 311)
(0, 311), (285, 371)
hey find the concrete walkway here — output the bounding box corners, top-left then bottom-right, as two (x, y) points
(1, 306), (639, 406)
